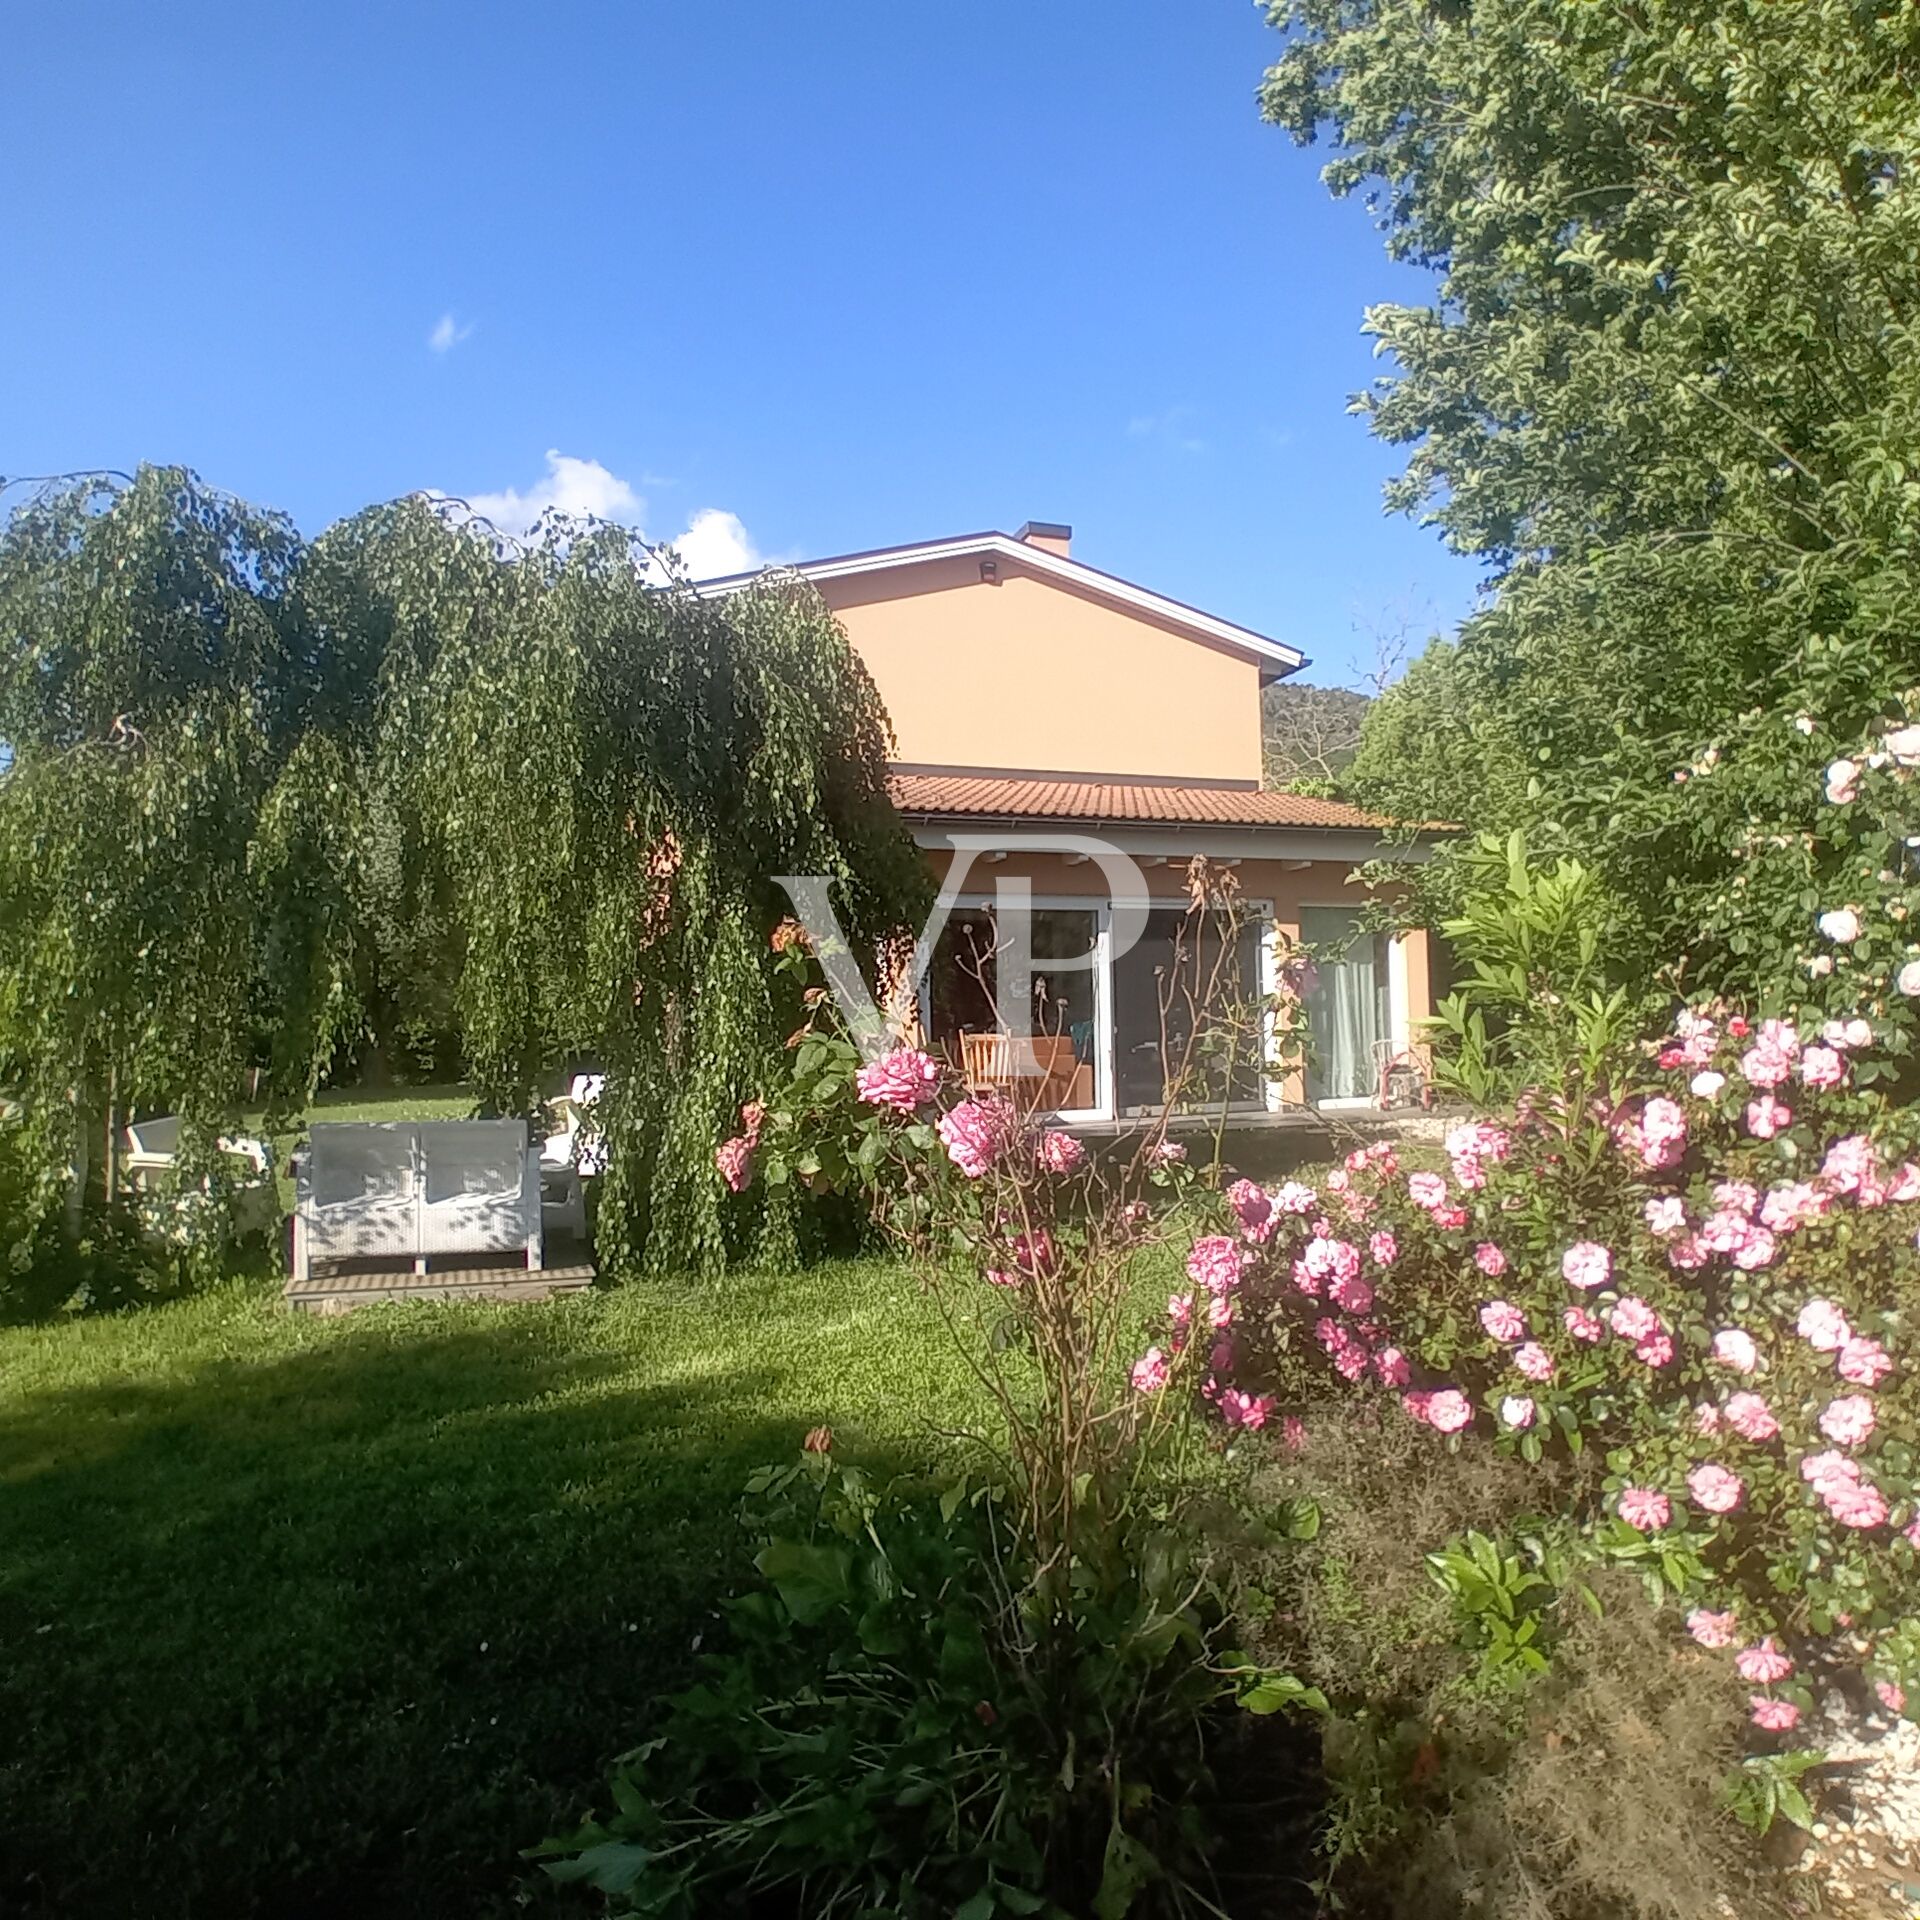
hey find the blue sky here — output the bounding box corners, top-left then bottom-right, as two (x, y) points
(1, 3), (1481, 685)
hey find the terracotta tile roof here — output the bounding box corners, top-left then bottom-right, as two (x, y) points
(886, 772), (1398, 831)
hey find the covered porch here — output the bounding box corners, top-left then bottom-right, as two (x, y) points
(889, 773), (1438, 1124)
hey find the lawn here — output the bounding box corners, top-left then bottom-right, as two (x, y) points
(0, 1258), (980, 1919)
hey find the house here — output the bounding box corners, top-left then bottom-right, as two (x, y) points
(707, 521), (1437, 1121)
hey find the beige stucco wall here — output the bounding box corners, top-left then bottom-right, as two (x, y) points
(818, 556), (1265, 784)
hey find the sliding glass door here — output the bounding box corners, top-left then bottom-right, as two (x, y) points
(1299, 906), (1389, 1104)
(924, 905), (1105, 1116)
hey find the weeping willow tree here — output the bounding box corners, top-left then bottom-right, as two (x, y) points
(0, 466), (927, 1277)
(0, 467), (363, 1217)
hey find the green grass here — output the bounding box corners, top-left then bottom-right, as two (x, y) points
(0, 1260), (979, 1919)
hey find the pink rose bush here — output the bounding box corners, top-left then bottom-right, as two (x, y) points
(1145, 994), (1920, 1725)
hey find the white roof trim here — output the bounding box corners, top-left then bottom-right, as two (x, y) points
(698, 532), (1306, 674)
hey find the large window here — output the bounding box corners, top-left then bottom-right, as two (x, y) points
(926, 906), (1102, 1114)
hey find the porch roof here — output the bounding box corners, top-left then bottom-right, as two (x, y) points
(886, 771), (1397, 832)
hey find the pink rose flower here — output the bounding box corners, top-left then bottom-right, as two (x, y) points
(1479, 1299), (1528, 1343)
(1431, 1203), (1470, 1230)
(1876, 1680), (1907, 1715)
(1712, 1328), (1759, 1373)
(1821, 1134), (1878, 1195)
(1281, 1415), (1308, 1451)
(1635, 1331), (1676, 1368)
(1745, 1095), (1792, 1139)
(1271, 1181), (1317, 1214)
(1643, 1196), (1687, 1237)
(1828, 1480), (1890, 1528)
(1331, 1265), (1376, 1313)
(1499, 1395), (1536, 1430)
(1760, 1181), (1826, 1231)
(1725, 1392), (1780, 1442)
(1837, 1337), (1893, 1388)
(854, 1046), (942, 1111)
(1561, 1241), (1612, 1290)
(1166, 1292), (1194, 1327)
(1514, 1341), (1556, 1381)
(1152, 1139), (1188, 1165)
(1667, 1232), (1710, 1271)
(1618, 1488), (1672, 1532)
(1687, 1463), (1745, 1514)
(1739, 1042), (1794, 1089)
(1036, 1129), (1088, 1175)
(1368, 1229), (1399, 1267)
(1800, 1449), (1859, 1495)
(1750, 1697), (1801, 1732)
(1562, 1307), (1605, 1344)
(1425, 1388), (1473, 1434)
(1695, 1401), (1723, 1435)
(1735, 1638), (1793, 1684)
(714, 1134), (757, 1192)
(1730, 1224), (1777, 1271)
(1608, 1296), (1661, 1342)
(1819, 1394), (1877, 1447)
(1797, 1298), (1853, 1352)
(1473, 1241), (1508, 1277)
(1207, 1292), (1235, 1329)
(1218, 1388), (1273, 1431)
(1686, 1608), (1739, 1649)
(1187, 1235), (1246, 1296)
(938, 1097), (1013, 1177)
(1373, 1346), (1411, 1388)
(1407, 1171), (1448, 1210)
(1226, 1177), (1271, 1231)
(1130, 1347), (1171, 1394)
(1799, 1044), (1846, 1090)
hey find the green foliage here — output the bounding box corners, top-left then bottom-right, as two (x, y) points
(1424, 1529), (1563, 1684)
(1263, 0), (1920, 1014)
(540, 1446), (1310, 1918)
(1721, 1748), (1823, 1838)
(0, 468), (928, 1283)
(1427, 830), (1647, 1107)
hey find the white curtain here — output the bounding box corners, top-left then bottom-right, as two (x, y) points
(1301, 909), (1381, 1101)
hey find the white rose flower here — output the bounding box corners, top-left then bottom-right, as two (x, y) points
(1898, 958), (1920, 997)
(1818, 908), (1862, 944)
(1825, 758), (1862, 804)
(1882, 724), (1920, 766)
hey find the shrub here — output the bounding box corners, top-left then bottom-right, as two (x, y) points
(537, 1444), (1289, 1917)
(544, 873), (1326, 1915)
(1178, 1016), (1920, 1737)
(1243, 1404), (1786, 1920)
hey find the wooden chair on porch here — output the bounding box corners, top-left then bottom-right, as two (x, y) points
(960, 1031), (1087, 1111)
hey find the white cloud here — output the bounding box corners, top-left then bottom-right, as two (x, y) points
(666, 507), (762, 579)
(464, 450), (642, 535)
(447, 450), (764, 579)
(429, 312), (476, 354)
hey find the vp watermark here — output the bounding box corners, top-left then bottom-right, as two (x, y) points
(777, 833), (1152, 1076)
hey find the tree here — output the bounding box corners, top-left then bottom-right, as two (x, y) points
(1263, 0), (1920, 1009)
(1261, 681), (1369, 788)
(0, 468), (928, 1278)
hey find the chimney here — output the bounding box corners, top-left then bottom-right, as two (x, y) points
(1015, 519), (1072, 559)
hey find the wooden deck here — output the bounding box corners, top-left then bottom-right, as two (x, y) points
(284, 1260), (597, 1314)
